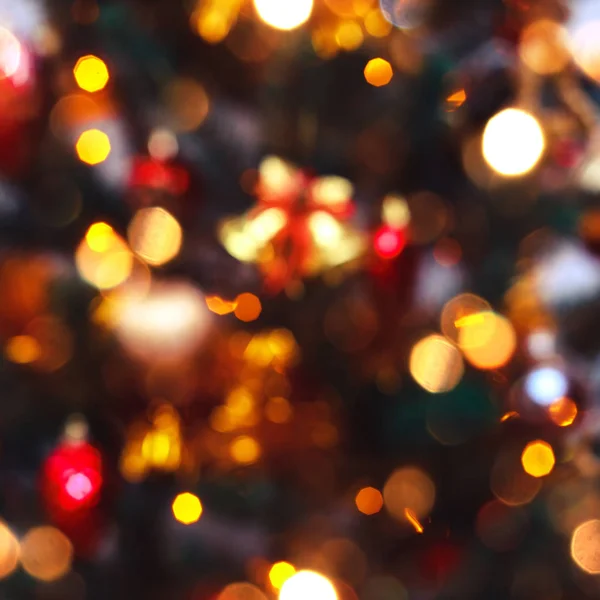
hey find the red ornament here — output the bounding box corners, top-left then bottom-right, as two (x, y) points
(42, 440), (103, 513)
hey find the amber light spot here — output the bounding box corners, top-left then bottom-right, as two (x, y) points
(548, 397), (577, 427)
(234, 293), (262, 322)
(404, 508), (424, 533)
(364, 58), (393, 87)
(446, 89), (466, 111)
(172, 492), (203, 525)
(5, 335), (41, 364)
(76, 129), (111, 165)
(355, 486), (383, 515)
(521, 440), (555, 478)
(269, 561), (296, 590)
(73, 54), (109, 92)
(500, 411), (520, 423)
(230, 435), (261, 464)
(206, 295), (238, 315)
(571, 520), (600, 574)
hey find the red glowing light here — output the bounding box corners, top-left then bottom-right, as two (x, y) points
(374, 225), (406, 259)
(43, 442), (103, 512)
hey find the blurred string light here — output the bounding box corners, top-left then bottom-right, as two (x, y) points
(269, 562), (296, 590)
(374, 194), (409, 259)
(548, 397), (577, 427)
(519, 20), (570, 75)
(355, 486), (383, 515)
(459, 312), (517, 370)
(172, 492), (203, 525)
(127, 207), (182, 267)
(409, 334), (464, 393)
(567, 0), (600, 83)
(404, 508), (424, 533)
(253, 0), (313, 30)
(521, 440), (555, 478)
(20, 526), (73, 582)
(383, 467), (435, 524)
(0, 521), (19, 579)
(524, 366), (568, 406)
(0, 26), (22, 80)
(73, 54), (109, 92)
(229, 435), (261, 465)
(482, 108), (545, 177)
(279, 570), (338, 600)
(75, 222), (133, 290)
(75, 128), (111, 165)
(571, 519), (600, 573)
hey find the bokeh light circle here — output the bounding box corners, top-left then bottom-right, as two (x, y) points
(20, 526), (73, 582)
(253, 0), (313, 31)
(0, 521), (19, 579)
(482, 108), (545, 177)
(409, 335), (464, 393)
(279, 570), (338, 600)
(571, 519), (600, 573)
(218, 582), (268, 600)
(383, 467), (435, 523)
(460, 313), (517, 370)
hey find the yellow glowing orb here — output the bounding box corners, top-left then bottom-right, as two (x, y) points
(230, 435), (261, 464)
(128, 207), (183, 266)
(253, 0), (313, 30)
(269, 561), (296, 590)
(521, 440), (555, 478)
(460, 312), (517, 370)
(364, 58), (393, 87)
(482, 108), (545, 176)
(355, 486), (383, 515)
(172, 492), (203, 525)
(571, 520), (600, 574)
(5, 335), (41, 364)
(409, 334), (464, 393)
(76, 129), (111, 165)
(20, 526), (73, 582)
(548, 397), (578, 427)
(219, 583), (268, 600)
(73, 55), (109, 92)
(0, 521), (19, 580)
(279, 570), (338, 600)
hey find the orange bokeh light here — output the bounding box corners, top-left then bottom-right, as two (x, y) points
(364, 58), (393, 87)
(355, 486), (383, 515)
(548, 397), (578, 427)
(234, 293), (262, 322)
(521, 440), (555, 478)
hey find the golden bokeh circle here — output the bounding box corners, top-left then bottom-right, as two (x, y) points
(571, 519), (600, 574)
(20, 526), (73, 582)
(383, 467), (435, 523)
(409, 335), (463, 393)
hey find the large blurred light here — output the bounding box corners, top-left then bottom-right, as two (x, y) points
(383, 467), (435, 523)
(253, 0), (313, 30)
(0, 26), (22, 80)
(460, 312), (517, 370)
(279, 570), (338, 600)
(568, 0), (600, 82)
(128, 207), (182, 266)
(269, 562), (296, 590)
(0, 521), (19, 579)
(519, 20), (569, 75)
(113, 280), (211, 362)
(571, 519), (600, 573)
(20, 526), (73, 582)
(409, 334), (463, 393)
(76, 128), (111, 165)
(525, 366), (568, 406)
(482, 108), (545, 176)
(521, 440), (555, 478)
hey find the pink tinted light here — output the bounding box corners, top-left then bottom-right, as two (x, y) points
(65, 471), (93, 501)
(375, 225), (406, 259)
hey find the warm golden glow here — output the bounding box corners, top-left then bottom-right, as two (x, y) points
(219, 583), (268, 600)
(460, 312), (516, 370)
(520, 20), (569, 75)
(482, 108), (545, 177)
(76, 223), (133, 290)
(548, 397), (578, 427)
(569, 21), (600, 83)
(253, 0), (313, 31)
(165, 78), (210, 132)
(335, 20), (364, 51)
(382, 194), (410, 228)
(128, 207), (183, 266)
(0, 521), (19, 579)
(308, 211), (343, 248)
(206, 295), (238, 315)
(172, 492), (203, 525)
(364, 58), (393, 87)
(269, 562), (296, 590)
(383, 467), (435, 523)
(20, 526), (73, 582)
(571, 520), (600, 574)
(76, 128), (111, 165)
(355, 486), (383, 515)
(234, 293), (262, 322)
(265, 396), (293, 423)
(491, 448), (541, 506)
(364, 9), (392, 37)
(5, 335), (41, 364)
(0, 27), (21, 80)
(404, 508), (424, 533)
(279, 570), (338, 600)
(409, 334), (464, 393)
(521, 440), (555, 478)
(440, 293), (491, 346)
(230, 435), (261, 464)
(73, 54), (109, 92)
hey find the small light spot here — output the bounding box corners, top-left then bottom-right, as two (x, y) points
(230, 435), (261, 465)
(355, 487), (383, 515)
(172, 492), (203, 525)
(76, 129), (111, 165)
(234, 293), (262, 322)
(73, 55), (109, 92)
(364, 57), (393, 87)
(269, 561), (296, 590)
(521, 440), (555, 478)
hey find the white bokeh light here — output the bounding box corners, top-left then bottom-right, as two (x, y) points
(525, 366), (568, 406)
(253, 0), (313, 31)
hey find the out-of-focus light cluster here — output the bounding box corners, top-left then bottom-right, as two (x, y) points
(269, 561), (296, 590)
(482, 108), (545, 177)
(409, 334), (464, 393)
(73, 54), (109, 92)
(172, 492), (203, 525)
(548, 397), (577, 427)
(0, 27), (23, 81)
(206, 292), (263, 322)
(191, 0), (244, 44)
(121, 404), (183, 481)
(76, 222), (133, 290)
(219, 582), (268, 600)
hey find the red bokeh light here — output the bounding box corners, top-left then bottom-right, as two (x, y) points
(374, 225), (406, 259)
(43, 442), (103, 512)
